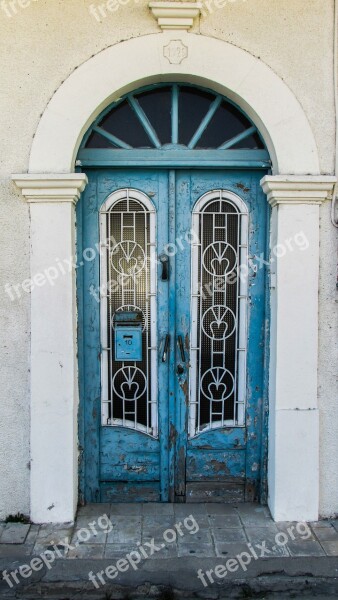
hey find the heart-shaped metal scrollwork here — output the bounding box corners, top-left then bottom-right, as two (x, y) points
(202, 305), (236, 340)
(202, 241), (237, 277)
(110, 241), (145, 275)
(201, 367), (234, 402)
(112, 366), (147, 401)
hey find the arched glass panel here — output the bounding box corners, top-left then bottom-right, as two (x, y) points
(190, 191), (248, 437)
(100, 190), (158, 437)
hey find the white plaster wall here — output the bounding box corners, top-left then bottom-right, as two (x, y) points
(318, 200), (338, 518)
(0, 181), (30, 520)
(0, 0), (336, 518)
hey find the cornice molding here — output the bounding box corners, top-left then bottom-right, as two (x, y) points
(148, 2), (201, 30)
(12, 174), (88, 204)
(261, 176), (337, 207)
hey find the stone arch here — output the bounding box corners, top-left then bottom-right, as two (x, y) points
(29, 33), (320, 175)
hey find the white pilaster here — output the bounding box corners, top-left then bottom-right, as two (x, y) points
(261, 176), (336, 522)
(12, 174), (88, 523)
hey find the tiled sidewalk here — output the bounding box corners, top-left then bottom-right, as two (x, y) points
(1, 503), (338, 560)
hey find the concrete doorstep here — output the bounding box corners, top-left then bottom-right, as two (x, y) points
(0, 503), (338, 599)
(1, 557), (338, 599)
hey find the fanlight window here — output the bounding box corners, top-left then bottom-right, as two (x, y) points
(190, 191), (248, 437)
(80, 84), (266, 152)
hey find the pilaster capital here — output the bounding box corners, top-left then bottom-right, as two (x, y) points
(260, 175), (336, 208)
(11, 174), (88, 205)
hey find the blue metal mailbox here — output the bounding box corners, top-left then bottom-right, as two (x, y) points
(114, 311), (143, 362)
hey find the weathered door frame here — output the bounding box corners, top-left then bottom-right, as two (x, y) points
(76, 166), (270, 505)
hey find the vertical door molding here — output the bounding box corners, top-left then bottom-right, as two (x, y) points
(12, 174), (88, 523)
(261, 175), (336, 522)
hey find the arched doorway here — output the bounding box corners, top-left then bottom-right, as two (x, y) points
(12, 33), (331, 523)
(76, 83), (270, 503)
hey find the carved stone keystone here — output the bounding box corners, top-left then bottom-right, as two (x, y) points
(149, 2), (201, 31)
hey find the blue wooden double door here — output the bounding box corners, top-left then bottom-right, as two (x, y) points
(78, 168), (268, 503)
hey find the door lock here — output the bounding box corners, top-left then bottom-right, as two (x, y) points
(177, 364), (184, 375)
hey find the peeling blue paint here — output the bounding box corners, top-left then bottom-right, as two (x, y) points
(77, 168), (269, 503)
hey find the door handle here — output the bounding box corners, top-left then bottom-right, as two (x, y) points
(177, 335), (186, 363)
(159, 254), (169, 281)
(162, 334), (170, 363)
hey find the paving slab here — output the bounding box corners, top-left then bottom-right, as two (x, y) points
(32, 527), (74, 557)
(179, 529), (213, 545)
(276, 521), (315, 539)
(109, 503), (140, 516)
(208, 515), (242, 529)
(104, 543), (135, 558)
(107, 524), (142, 544)
(184, 514), (210, 529)
(331, 519), (338, 532)
(177, 542), (215, 557)
(312, 519), (334, 528)
(244, 526), (289, 556)
(175, 503), (208, 515)
(142, 515), (174, 533)
(0, 544), (33, 559)
(77, 503), (111, 518)
(205, 504), (239, 516)
(72, 529), (107, 545)
(68, 544), (105, 559)
(212, 528), (247, 543)
(147, 543), (178, 559)
(0, 525), (30, 545)
(320, 540), (338, 556)
(311, 524), (338, 541)
(214, 541), (250, 558)
(23, 526), (40, 549)
(236, 504), (273, 527)
(286, 539), (325, 557)
(142, 503), (174, 516)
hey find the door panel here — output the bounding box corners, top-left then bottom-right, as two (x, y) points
(174, 171), (268, 502)
(78, 168), (268, 503)
(78, 170), (170, 502)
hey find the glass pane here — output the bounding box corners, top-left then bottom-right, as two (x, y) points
(197, 101), (262, 149)
(191, 196), (246, 435)
(85, 130), (112, 149)
(233, 131), (264, 149)
(98, 100), (153, 148)
(136, 86), (172, 145)
(105, 195), (154, 434)
(198, 207), (238, 428)
(178, 86), (214, 146)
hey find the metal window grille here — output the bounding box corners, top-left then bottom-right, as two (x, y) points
(190, 190), (248, 437)
(100, 189), (158, 437)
